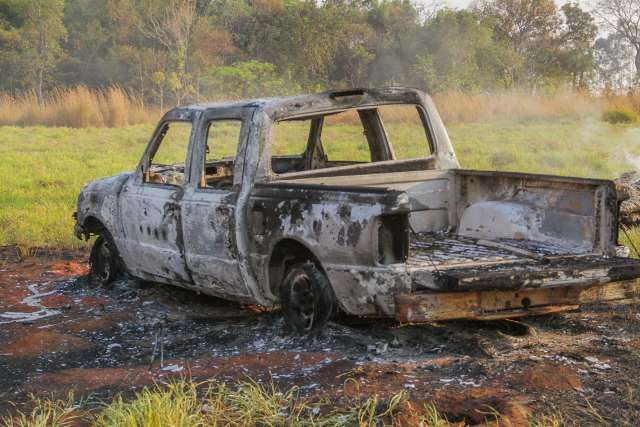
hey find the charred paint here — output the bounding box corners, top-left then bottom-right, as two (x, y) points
(73, 87), (640, 321)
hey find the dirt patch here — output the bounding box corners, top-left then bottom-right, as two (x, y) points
(41, 294), (74, 309)
(513, 362), (583, 392)
(64, 312), (132, 333)
(432, 387), (531, 425)
(0, 282), (33, 312)
(5, 329), (93, 359)
(30, 367), (157, 395)
(50, 261), (89, 276)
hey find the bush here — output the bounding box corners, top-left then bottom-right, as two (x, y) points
(602, 109), (639, 124)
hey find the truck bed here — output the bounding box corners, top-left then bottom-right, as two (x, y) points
(408, 232), (640, 292)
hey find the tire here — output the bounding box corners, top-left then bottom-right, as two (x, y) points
(280, 262), (335, 334)
(90, 231), (121, 285)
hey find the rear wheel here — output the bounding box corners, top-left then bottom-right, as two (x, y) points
(90, 232), (121, 285)
(280, 262), (335, 334)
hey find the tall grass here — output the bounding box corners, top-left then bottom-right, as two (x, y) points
(0, 86), (156, 128)
(1, 86), (640, 128)
(432, 89), (640, 124)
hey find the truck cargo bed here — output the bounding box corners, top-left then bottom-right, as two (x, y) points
(408, 233), (640, 291)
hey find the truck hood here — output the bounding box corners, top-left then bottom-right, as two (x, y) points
(81, 171), (133, 195)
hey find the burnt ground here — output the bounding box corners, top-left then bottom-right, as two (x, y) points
(1, 249), (640, 426)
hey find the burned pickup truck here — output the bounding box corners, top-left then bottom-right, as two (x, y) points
(74, 87), (640, 334)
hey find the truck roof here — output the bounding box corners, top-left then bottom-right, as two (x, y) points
(168, 87), (427, 120)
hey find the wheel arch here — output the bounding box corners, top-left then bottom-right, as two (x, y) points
(83, 215), (107, 235)
(267, 238), (326, 298)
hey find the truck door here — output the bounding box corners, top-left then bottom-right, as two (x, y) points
(180, 111), (250, 298)
(119, 118), (194, 283)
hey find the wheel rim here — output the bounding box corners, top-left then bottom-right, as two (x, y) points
(288, 272), (315, 331)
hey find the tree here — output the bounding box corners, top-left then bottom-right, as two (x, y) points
(413, 9), (521, 92)
(367, 0), (423, 85)
(478, 0), (559, 53)
(203, 60), (298, 99)
(190, 23), (236, 101)
(329, 6), (376, 87)
(477, 0), (560, 86)
(595, 0), (640, 80)
(138, 0), (200, 104)
(21, 0), (66, 101)
(595, 34), (637, 93)
(558, 3), (598, 89)
(0, 0), (27, 92)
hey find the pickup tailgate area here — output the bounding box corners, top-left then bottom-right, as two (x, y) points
(396, 280), (640, 322)
(408, 233), (640, 291)
(398, 233), (640, 322)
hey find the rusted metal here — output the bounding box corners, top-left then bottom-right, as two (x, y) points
(73, 87), (640, 324)
(395, 280), (640, 322)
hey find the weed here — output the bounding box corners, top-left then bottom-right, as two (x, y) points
(602, 109), (639, 124)
(1, 394), (80, 427)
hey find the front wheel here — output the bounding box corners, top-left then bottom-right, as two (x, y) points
(90, 232), (121, 285)
(280, 262), (335, 334)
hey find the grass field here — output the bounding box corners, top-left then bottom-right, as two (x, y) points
(2, 119), (640, 250)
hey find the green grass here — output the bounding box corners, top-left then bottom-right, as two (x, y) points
(0, 125), (155, 250)
(1, 119), (640, 250)
(2, 378), (565, 427)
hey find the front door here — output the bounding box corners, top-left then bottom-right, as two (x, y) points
(181, 113), (249, 298)
(119, 118), (194, 283)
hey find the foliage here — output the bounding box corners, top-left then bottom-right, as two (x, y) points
(595, 0), (640, 78)
(0, 0), (635, 106)
(414, 9), (518, 92)
(602, 109), (639, 124)
(558, 3), (598, 89)
(203, 60), (299, 99)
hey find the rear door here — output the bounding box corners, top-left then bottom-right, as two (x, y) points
(180, 108), (251, 298)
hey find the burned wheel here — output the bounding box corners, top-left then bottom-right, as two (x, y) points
(280, 262), (335, 334)
(90, 232), (121, 285)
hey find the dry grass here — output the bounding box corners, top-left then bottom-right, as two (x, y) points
(434, 89), (596, 124)
(0, 86), (157, 128)
(1, 86), (640, 128)
(290, 88), (640, 125)
(430, 89), (640, 124)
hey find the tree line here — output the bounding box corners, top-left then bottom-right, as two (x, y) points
(0, 0), (638, 107)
